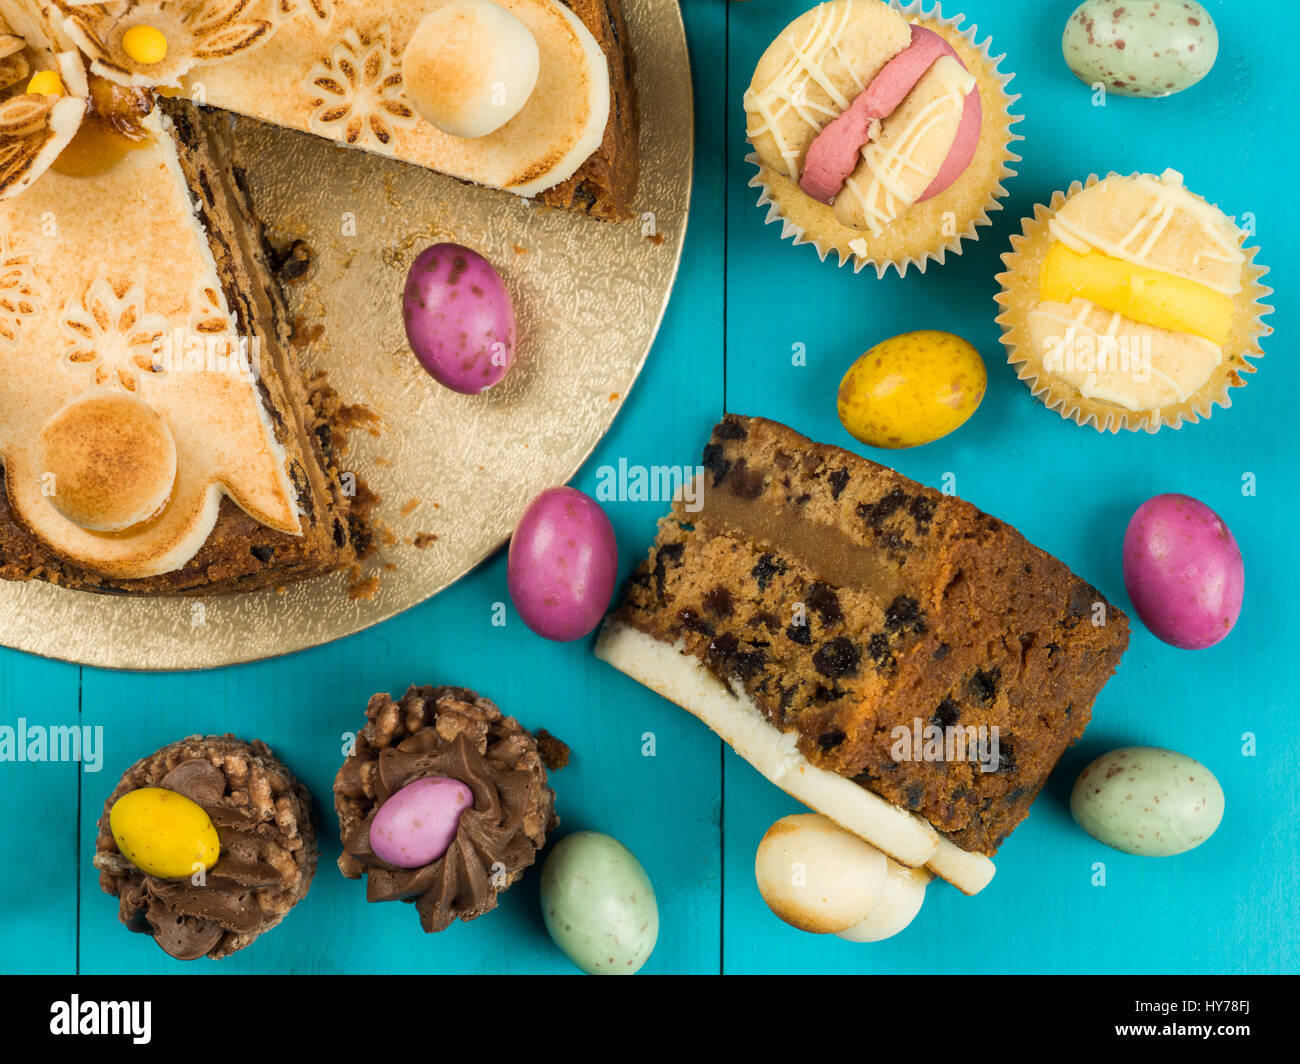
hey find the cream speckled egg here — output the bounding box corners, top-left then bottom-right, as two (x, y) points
(541, 832), (658, 975)
(1070, 747), (1224, 856)
(1063, 0), (1218, 98)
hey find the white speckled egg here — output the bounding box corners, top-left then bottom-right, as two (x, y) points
(1070, 747), (1224, 856)
(1063, 0), (1218, 98)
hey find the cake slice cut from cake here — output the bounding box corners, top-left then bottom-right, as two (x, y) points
(596, 416), (1130, 894)
(57, 0), (640, 220)
(0, 13), (362, 592)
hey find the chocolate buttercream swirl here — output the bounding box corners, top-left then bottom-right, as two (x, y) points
(335, 685), (563, 933)
(93, 735), (317, 961)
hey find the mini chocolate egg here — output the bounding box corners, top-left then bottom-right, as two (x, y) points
(837, 331), (986, 449)
(1063, 0), (1218, 98)
(1123, 494), (1244, 650)
(369, 776), (474, 868)
(403, 243), (516, 394)
(1070, 747), (1224, 857)
(507, 486), (618, 641)
(754, 814), (888, 934)
(541, 832), (658, 975)
(109, 787), (220, 879)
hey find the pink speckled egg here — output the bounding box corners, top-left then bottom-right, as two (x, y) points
(1123, 493), (1244, 650)
(507, 486), (618, 642)
(369, 776), (474, 868)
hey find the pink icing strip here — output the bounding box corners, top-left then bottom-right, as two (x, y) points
(797, 25), (981, 206)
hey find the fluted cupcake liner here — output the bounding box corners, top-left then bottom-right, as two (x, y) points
(747, 0), (1022, 278)
(994, 174), (1274, 434)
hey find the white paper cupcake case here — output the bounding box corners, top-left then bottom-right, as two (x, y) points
(747, 0), (1023, 278)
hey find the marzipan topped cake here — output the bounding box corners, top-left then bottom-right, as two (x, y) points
(0, 0), (640, 595)
(59, 0), (639, 218)
(597, 415), (1130, 894)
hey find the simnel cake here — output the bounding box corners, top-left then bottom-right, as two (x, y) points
(0, 0), (639, 594)
(596, 415), (1130, 894)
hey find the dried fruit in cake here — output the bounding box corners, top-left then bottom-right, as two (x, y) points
(596, 415), (1130, 895)
(996, 170), (1272, 433)
(744, 0), (1020, 275)
(334, 685), (566, 932)
(61, 0), (640, 220)
(93, 734), (317, 960)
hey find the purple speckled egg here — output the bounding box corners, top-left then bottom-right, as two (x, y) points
(1123, 494), (1244, 650)
(369, 776), (474, 868)
(507, 486), (618, 642)
(402, 243), (516, 394)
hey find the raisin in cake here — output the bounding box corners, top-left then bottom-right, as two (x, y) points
(596, 416), (1129, 894)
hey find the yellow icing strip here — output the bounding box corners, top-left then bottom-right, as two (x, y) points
(1040, 243), (1235, 346)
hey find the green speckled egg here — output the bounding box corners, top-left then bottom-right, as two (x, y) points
(541, 832), (658, 975)
(1063, 0), (1218, 98)
(1070, 747), (1224, 856)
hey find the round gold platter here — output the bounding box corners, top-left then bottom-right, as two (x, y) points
(0, 0), (691, 671)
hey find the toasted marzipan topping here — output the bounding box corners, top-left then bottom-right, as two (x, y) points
(58, 0), (278, 89)
(37, 393), (177, 532)
(0, 106), (302, 579)
(0, 46), (87, 200)
(72, 0), (612, 199)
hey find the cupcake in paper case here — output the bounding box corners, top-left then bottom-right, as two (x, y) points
(743, 0), (1021, 277)
(334, 685), (568, 933)
(93, 734), (317, 960)
(995, 170), (1273, 434)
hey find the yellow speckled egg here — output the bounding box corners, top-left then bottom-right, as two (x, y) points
(109, 787), (220, 879)
(837, 331), (986, 449)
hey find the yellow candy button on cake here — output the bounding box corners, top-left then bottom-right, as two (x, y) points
(120, 25), (168, 66)
(109, 787), (220, 879)
(997, 169), (1272, 433)
(25, 70), (62, 95)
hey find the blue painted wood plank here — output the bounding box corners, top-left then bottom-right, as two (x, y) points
(721, 0), (1299, 974)
(72, 0), (728, 976)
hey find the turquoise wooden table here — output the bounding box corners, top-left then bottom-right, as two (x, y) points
(2, 0), (1296, 975)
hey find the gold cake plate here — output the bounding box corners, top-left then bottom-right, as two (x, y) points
(0, 0), (691, 671)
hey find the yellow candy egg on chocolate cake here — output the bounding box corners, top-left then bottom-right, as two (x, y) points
(996, 170), (1272, 434)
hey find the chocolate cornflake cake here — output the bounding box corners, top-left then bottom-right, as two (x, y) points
(93, 735), (317, 960)
(335, 685), (566, 933)
(597, 415), (1129, 893)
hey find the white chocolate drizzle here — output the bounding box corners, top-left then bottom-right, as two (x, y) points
(743, 0), (861, 179)
(1029, 298), (1222, 411)
(837, 56), (973, 236)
